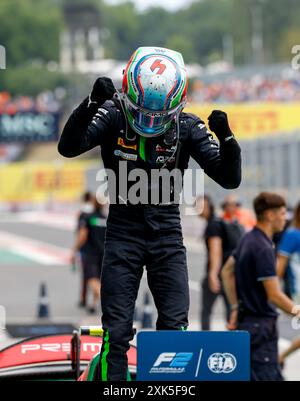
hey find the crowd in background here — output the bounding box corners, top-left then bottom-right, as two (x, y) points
(2, 70), (300, 118)
(0, 90), (63, 163)
(0, 90), (61, 114)
(191, 73), (300, 103)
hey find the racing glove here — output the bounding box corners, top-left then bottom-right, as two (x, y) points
(208, 110), (234, 143)
(88, 77), (116, 107)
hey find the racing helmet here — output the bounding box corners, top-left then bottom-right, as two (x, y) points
(122, 47), (188, 137)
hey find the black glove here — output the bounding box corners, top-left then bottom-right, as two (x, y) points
(89, 77), (115, 106)
(208, 110), (234, 142)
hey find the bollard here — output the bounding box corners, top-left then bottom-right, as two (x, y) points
(37, 282), (50, 319)
(141, 292), (153, 329)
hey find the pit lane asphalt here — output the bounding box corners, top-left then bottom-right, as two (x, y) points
(0, 217), (297, 342)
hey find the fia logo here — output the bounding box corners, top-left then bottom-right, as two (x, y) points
(207, 353), (237, 374)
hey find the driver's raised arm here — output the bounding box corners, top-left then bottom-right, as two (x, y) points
(58, 77), (115, 158)
(189, 110), (241, 189)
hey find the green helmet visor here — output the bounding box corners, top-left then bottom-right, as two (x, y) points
(124, 94), (185, 137)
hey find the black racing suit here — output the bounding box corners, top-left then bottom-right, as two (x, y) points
(58, 96), (242, 381)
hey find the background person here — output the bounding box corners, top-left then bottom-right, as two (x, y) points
(222, 192), (300, 381)
(74, 191), (94, 308)
(277, 201), (300, 300)
(279, 336), (300, 368)
(273, 205), (293, 298)
(197, 195), (231, 330)
(71, 196), (107, 314)
(221, 194), (256, 231)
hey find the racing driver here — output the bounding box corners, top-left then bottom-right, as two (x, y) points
(58, 47), (242, 381)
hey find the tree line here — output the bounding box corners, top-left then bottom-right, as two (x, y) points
(0, 0), (299, 95)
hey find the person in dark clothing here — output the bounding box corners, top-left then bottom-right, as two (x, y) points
(222, 192), (300, 381)
(275, 206), (296, 298)
(197, 195), (240, 330)
(58, 47), (242, 381)
(198, 195), (230, 330)
(75, 191), (94, 308)
(72, 197), (107, 314)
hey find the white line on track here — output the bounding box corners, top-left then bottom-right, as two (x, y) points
(0, 212), (76, 231)
(0, 213), (203, 254)
(0, 231), (70, 266)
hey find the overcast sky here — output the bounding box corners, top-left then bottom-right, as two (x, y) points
(105, 0), (195, 11)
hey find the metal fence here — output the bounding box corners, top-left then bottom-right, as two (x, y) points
(199, 131), (300, 208)
(47, 131), (300, 212)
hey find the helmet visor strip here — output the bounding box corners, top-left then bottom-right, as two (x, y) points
(124, 94), (184, 132)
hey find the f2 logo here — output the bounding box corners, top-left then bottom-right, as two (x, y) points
(150, 59), (166, 75)
(153, 352), (193, 367)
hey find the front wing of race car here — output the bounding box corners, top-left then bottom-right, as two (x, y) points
(0, 330), (136, 381)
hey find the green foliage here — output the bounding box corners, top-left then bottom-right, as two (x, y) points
(0, 0), (64, 96)
(165, 35), (195, 63)
(100, 0), (232, 64)
(261, 0), (300, 63)
(0, 0), (63, 67)
(0, 65), (68, 96)
(137, 7), (175, 49)
(278, 29), (300, 61)
(1, 0), (300, 97)
(100, 0), (300, 65)
(178, 0), (231, 64)
(101, 2), (140, 60)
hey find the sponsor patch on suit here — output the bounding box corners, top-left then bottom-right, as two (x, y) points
(117, 137), (137, 150)
(114, 149), (137, 161)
